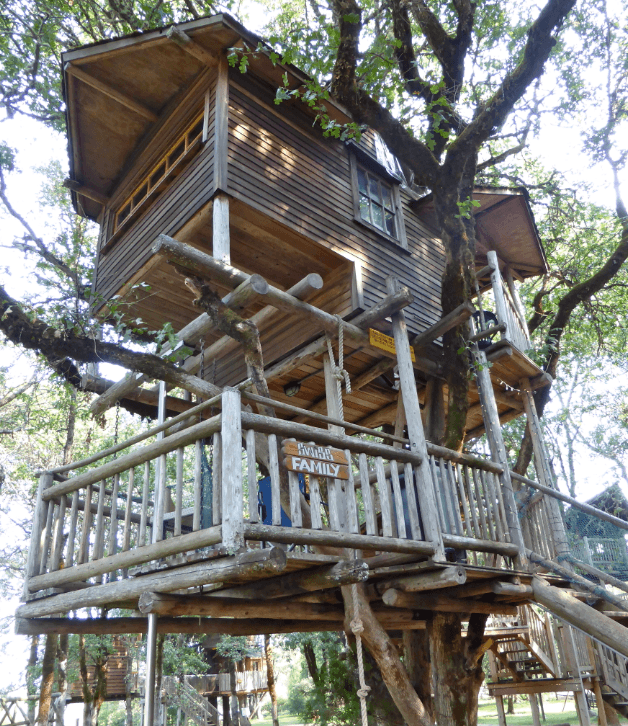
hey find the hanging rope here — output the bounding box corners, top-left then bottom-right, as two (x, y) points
(325, 315), (351, 420)
(349, 580), (371, 726)
(112, 401), (120, 460)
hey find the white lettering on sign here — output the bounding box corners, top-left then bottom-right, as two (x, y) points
(296, 443), (335, 462)
(291, 457), (342, 477)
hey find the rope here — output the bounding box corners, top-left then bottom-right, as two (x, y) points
(325, 315), (351, 420)
(350, 582), (371, 726)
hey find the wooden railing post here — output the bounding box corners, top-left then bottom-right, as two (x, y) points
(221, 388), (244, 552)
(22, 472), (53, 600)
(487, 251), (509, 339)
(520, 377), (571, 562)
(473, 349), (527, 565)
(386, 276), (444, 558)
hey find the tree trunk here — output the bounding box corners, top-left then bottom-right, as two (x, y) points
(506, 696), (514, 714)
(27, 635), (39, 726)
(403, 630), (432, 719)
(229, 660), (241, 726)
(429, 613), (487, 726)
(433, 180), (476, 452)
(264, 635), (280, 726)
(36, 634), (57, 726)
(341, 583), (433, 726)
(56, 634), (69, 726)
(301, 641), (319, 685)
(155, 635), (165, 726)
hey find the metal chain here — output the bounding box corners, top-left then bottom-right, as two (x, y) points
(350, 580), (371, 726)
(113, 401), (120, 460)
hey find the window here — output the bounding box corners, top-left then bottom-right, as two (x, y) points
(111, 111), (205, 237)
(348, 144), (407, 249)
(357, 166), (398, 238)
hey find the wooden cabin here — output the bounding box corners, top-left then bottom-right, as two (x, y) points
(16, 15), (628, 726)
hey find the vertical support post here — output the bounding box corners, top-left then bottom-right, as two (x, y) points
(386, 276), (444, 559)
(520, 377), (571, 562)
(564, 626), (592, 726)
(213, 54), (230, 263)
(221, 388), (244, 551)
(213, 194), (230, 264)
(529, 694), (542, 726)
(505, 266), (531, 343)
(23, 472), (52, 600)
(153, 382), (167, 544)
(583, 537), (594, 566)
(487, 651), (507, 726)
(473, 349), (527, 564)
(592, 678), (608, 726)
(487, 251), (510, 343)
(144, 614), (158, 726)
(323, 355), (347, 531)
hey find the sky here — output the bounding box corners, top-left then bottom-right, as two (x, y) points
(0, 1), (627, 705)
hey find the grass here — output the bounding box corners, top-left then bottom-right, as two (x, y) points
(477, 695), (628, 726)
(253, 695), (628, 726)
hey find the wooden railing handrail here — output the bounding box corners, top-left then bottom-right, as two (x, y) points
(240, 390), (408, 445)
(42, 414), (222, 501)
(240, 411), (421, 464)
(426, 443), (504, 474)
(511, 471), (628, 532)
(41, 392), (223, 476)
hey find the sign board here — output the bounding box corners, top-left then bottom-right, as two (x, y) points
(282, 440), (349, 480)
(369, 328), (416, 362)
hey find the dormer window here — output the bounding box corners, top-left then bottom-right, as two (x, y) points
(357, 166), (398, 238)
(348, 144), (407, 249)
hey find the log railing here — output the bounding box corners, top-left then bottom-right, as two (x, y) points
(24, 389), (524, 597)
(474, 251), (531, 354)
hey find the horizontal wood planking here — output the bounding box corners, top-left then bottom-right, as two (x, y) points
(94, 77), (217, 307)
(226, 78), (444, 338)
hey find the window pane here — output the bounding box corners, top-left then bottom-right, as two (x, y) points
(381, 184), (393, 209)
(369, 175), (381, 204)
(357, 167), (368, 195)
(359, 194), (370, 222)
(372, 203), (384, 230)
(385, 210), (396, 237)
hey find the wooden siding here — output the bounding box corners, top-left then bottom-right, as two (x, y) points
(93, 71), (217, 308)
(226, 71), (445, 338)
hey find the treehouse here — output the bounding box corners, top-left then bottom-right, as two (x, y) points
(17, 14), (628, 726)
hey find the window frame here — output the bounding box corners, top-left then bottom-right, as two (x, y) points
(348, 144), (408, 250)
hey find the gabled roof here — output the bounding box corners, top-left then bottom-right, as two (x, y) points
(62, 13), (351, 220)
(411, 186), (548, 279)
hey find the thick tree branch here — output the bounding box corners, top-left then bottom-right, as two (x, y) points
(0, 283), (219, 398)
(445, 0), (576, 175)
(329, 0), (440, 185)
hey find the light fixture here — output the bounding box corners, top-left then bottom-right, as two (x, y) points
(283, 381), (301, 397)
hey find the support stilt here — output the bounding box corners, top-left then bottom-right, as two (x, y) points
(144, 614), (158, 726)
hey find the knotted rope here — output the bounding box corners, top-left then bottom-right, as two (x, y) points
(325, 315), (351, 420)
(350, 581), (370, 726)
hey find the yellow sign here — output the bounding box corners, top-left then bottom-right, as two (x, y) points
(369, 329), (416, 362)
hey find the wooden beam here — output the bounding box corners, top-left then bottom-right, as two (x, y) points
(245, 523), (436, 557)
(531, 576), (628, 658)
(350, 302), (474, 392)
(89, 274), (271, 416)
(81, 374), (194, 415)
(211, 558), (369, 600)
(153, 235), (420, 362)
(63, 179), (108, 205)
(42, 413), (222, 500)
(166, 26), (218, 67)
(18, 548), (288, 619)
(381, 589), (518, 615)
(15, 616), (348, 636)
(377, 566), (466, 593)
(182, 273), (324, 376)
(66, 65), (158, 122)
(138, 592), (347, 620)
(411, 300), (475, 351)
